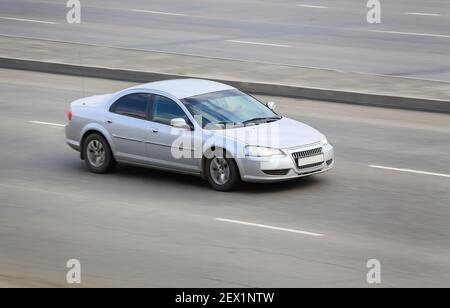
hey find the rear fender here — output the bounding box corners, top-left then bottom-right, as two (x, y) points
(80, 123), (115, 159)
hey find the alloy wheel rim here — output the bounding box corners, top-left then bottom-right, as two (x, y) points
(210, 157), (230, 185)
(87, 140), (106, 168)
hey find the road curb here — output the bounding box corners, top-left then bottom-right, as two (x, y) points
(1, 57), (449, 114)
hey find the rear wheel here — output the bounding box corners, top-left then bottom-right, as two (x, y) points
(83, 133), (115, 173)
(205, 155), (241, 191)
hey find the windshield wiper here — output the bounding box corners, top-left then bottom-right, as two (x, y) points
(205, 121), (244, 129)
(242, 116), (281, 125)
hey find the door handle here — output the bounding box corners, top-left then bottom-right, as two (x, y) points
(106, 120), (113, 124)
(151, 128), (159, 133)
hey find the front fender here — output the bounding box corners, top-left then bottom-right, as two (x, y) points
(201, 133), (246, 179)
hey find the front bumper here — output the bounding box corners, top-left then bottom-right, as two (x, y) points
(238, 143), (334, 183)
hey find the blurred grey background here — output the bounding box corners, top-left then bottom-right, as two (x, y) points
(0, 0), (449, 288)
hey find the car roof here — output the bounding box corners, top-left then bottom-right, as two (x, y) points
(129, 79), (236, 99)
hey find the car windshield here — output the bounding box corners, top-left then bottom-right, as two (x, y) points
(181, 89), (281, 129)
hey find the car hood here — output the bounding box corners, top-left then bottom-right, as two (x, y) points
(211, 117), (323, 149)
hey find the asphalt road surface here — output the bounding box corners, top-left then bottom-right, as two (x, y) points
(0, 68), (449, 287)
(0, 0), (450, 80)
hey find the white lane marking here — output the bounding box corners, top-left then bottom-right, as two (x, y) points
(369, 29), (450, 39)
(131, 9), (185, 16)
(297, 4), (328, 9)
(226, 40), (291, 48)
(406, 12), (441, 17)
(0, 17), (56, 24)
(29, 121), (65, 127)
(214, 218), (324, 237)
(369, 165), (450, 178)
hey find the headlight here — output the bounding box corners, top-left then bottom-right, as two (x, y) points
(321, 136), (328, 146)
(244, 146), (283, 157)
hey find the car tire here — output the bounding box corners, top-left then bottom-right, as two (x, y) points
(83, 133), (116, 173)
(205, 154), (241, 191)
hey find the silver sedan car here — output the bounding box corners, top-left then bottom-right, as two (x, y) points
(65, 79), (334, 191)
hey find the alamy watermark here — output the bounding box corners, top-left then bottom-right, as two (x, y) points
(366, 0), (381, 24)
(66, 0), (81, 24)
(366, 259), (381, 284)
(169, 116), (281, 161)
(66, 259), (81, 284)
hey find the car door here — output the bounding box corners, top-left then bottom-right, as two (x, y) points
(147, 95), (200, 172)
(106, 93), (152, 163)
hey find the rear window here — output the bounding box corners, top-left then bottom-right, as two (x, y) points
(110, 93), (151, 120)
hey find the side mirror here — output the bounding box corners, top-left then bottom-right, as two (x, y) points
(266, 101), (276, 111)
(170, 118), (190, 130)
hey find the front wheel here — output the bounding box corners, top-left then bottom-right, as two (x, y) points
(83, 133), (116, 173)
(205, 155), (241, 191)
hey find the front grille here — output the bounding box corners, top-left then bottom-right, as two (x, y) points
(262, 169), (291, 176)
(291, 147), (323, 159)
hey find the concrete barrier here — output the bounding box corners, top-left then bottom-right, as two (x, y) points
(1, 57), (449, 114)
